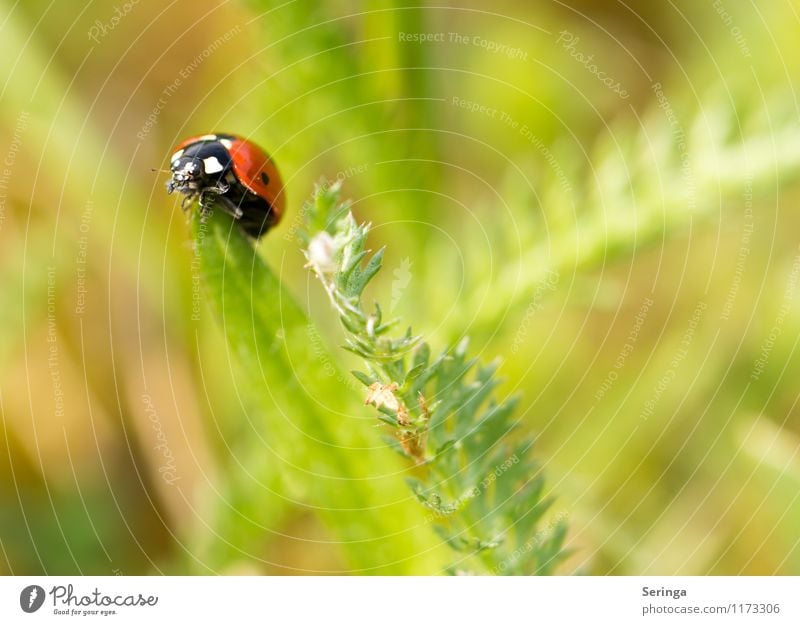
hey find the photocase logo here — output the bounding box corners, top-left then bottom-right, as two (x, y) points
(390, 257), (413, 311)
(20, 585), (45, 613)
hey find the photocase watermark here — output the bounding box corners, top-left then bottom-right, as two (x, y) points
(640, 301), (706, 420)
(453, 97), (574, 197)
(398, 31), (528, 60)
(0, 110), (30, 234)
(190, 208), (212, 322)
(556, 30), (629, 99)
(20, 585), (45, 613)
(510, 271), (560, 354)
(74, 199), (93, 316)
(491, 509), (569, 574)
(449, 31), (528, 60)
(423, 454), (520, 524)
(721, 171), (754, 321)
(451, 95), (499, 118)
(595, 296), (654, 401)
(479, 453), (520, 491)
(751, 248), (800, 381)
(306, 323), (337, 379)
(390, 258), (413, 312)
(47, 266), (65, 420)
(283, 164), (369, 243)
(87, 0), (140, 43)
(137, 24), (242, 140)
(712, 0), (752, 58)
(24, 583), (158, 617)
(141, 393), (180, 485)
(652, 82), (695, 212)
(306, 323), (362, 393)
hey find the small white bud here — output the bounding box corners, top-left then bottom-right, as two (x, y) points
(306, 232), (337, 274)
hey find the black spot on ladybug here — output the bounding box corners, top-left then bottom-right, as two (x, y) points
(167, 133), (284, 239)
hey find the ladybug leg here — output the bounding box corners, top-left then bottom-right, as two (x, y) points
(198, 185), (245, 222)
(215, 201), (244, 220)
(202, 189), (243, 220)
(198, 182), (230, 206)
(197, 192), (218, 219)
(181, 193), (196, 212)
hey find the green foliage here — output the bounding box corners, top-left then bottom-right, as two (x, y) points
(4, 0), (800, 577)
(302, 182), (568, 575)
(446, 86), (800, 337)
(188, 205), (444, 573)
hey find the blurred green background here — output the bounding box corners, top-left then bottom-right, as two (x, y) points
(1, 0), (799, 575)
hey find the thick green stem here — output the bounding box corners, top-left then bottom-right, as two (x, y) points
(189, 206), (446, 573)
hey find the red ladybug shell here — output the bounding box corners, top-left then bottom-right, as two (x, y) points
(227, 137), (285, 222)
(174, 133), (285, 224)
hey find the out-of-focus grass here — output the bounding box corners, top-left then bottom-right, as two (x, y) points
(1, 0), (799, 574)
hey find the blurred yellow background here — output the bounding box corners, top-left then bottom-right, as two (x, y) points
(1, 0), (799, 574)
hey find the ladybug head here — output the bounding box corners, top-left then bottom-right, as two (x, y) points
(166, 156), (203, 195)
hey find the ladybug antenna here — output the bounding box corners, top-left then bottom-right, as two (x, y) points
(151, 167), (172, 175)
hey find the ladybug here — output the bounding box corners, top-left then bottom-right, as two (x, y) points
(167, 133), (285, 238)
